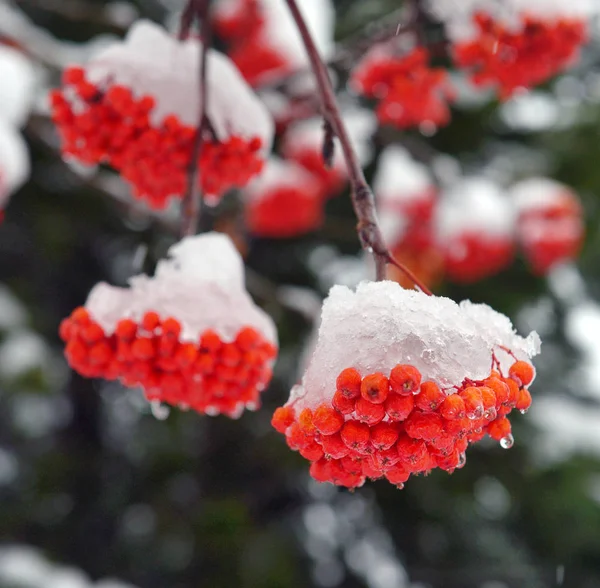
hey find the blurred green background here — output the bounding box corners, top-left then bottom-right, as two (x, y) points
(1, 0), (600, 587)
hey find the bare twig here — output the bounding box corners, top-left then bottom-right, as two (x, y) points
(180, 0), (213, 238)
(283, 0), (433, 294)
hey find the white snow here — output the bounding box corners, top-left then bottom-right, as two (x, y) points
(509, 177), (578, 213)
(289, 281), (540, 410)
(84, 20), (274, 151)
(0, 45), (36, 127)
(435, 177), (516, 242)
(374, 146), (435, 207)
(244, 156), (321, 203)
(85, 232), (277, 345)
(0, 119), (30, 207)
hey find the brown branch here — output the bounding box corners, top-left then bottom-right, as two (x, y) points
(180, 0), (213, 238)
(283, 0), (433, 294)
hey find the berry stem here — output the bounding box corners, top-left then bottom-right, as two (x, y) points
(283, 0), (433, 294)
(180, 0), (213, 238)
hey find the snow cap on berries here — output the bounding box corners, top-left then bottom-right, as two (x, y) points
(61, 233), (277, 418)
(84, 20), (273, 148)
(0, 120), (30, 208)
(434, 177), (516, 282)
(509, 177), (584, 274)
(375, 146), (435, 208)
(436, 177), (516, 242)
(86, 233), (276, 344)
(243, 156), (324, 237)
(290, 281), (539, 410)
(0, 44), (36, 127)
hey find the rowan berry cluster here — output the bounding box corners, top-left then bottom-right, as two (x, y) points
(351, 48), (454, 130)
(61, 309), (276, 418)
(454, 12), (588, 99)
(377, 150), (584, 288)
(273, 359), (534, 488)
(50, 67), (265, 209)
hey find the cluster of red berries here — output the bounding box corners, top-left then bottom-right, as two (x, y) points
(272, 359), (534, 489)
(213, 0), (265, 41)
(351, 48), (454, 130)
(60, 307), (277, 418)
(454, 12), (588, 99)
(444, 233), (516, 284)
(245, 183), (324, 237)
(50, 67), (265, 209)
(516, 189), (584, 275)
(214, 0), (292, 86)
(281, 145), (346, 199)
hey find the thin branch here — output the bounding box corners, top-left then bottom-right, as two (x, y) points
(283, 0), (432, 294)
(180, 0), (213, 238)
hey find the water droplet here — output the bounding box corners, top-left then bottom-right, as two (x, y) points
(457, 452), (467, 469)
(468, 407), (484, 420)
(484, 408), (497, 420)
(178, 403), (190, 412)
(205, 406), (219, 416)
(395, 483), (405, 490)
(500, 434), (514, 449)
(150, 401), (170, 421)
(520, 408), (528, 415)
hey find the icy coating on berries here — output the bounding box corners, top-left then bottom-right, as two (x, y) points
(86, 233), (277, 345)
(290, 281), (539, 410)
(0, 120), (30, 207)
(84, 20), (273, 148)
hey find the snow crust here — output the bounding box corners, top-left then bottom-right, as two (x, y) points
(85, 20), (274, 150)
(509, 177), (578, 212)
(283, 107), (376, 169)
(0, 119), (30, 207)
(426, 0), (594, 40)
(374, 146), (435, 206)
(85, 233), (277, 345)
(0, 45), (36, 127)
(435, 177), (516, 241)
(289, 281), (540, 410)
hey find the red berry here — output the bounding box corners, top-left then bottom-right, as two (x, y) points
(389, 364), (422, 395)
(509, 360), (535, 386)
(313, 404), (345, 435)
(272, 406), (295, 433)
(415, 381), (445, 412)
(384, 393), (414, 421)
(360, 373), (389, 404)
(336, 367), (362, 398)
